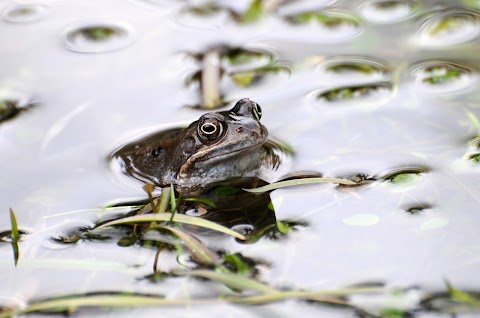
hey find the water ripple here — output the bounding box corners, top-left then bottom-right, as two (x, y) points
(418, 8), (480, 46)
(63, 20), (134, 53)
(2, 3), (49, 25)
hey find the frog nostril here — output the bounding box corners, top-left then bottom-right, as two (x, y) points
(236, 127), (243, 133)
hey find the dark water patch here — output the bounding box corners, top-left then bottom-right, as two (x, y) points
(411, 61), (474, 93)
(358, 0), (418, 24)
(418, 8), (480, 46)
(315, 82), (392, 106)
(0, 228), (30, 243)
(2, 4), (49, 25)
(63, 20), (133, 53)
(380, 167), (429, 187)
(404, 203), (433, 214)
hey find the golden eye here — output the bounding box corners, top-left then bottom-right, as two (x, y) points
(198, 118), (224, 141)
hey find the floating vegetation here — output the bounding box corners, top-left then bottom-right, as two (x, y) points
(418, 9), (480, 46)
(1, 4), (49, 24)
(0, 99), (36, 123)
(359, 0), (418, 24)
(468, 153), (480, 163)
(51, 226), (111, 245)
(63, 21), (133, 53)
(284, 10), (360, 29)
(1, 281), (479, 318)
(323, 59), (386, 76)
(185, 46), (289, 109)
(316, 82), (392, 105)
(381, 167), (429, 187)
(412, 61), (474, 93)
(182, 0), (283, 24)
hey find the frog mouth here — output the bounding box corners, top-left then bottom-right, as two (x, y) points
(179, 132), (267, 177)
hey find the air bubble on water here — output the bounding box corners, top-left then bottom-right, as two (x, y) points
(411, 61), (474, 93)
(2, 3), (49, 25)
(417, 9), (480, 46)
(313, 82), (393, 107)
(316, 56), (388, 82)
(380, 166), (429, 187)
(63, 20), (134, 53)
(358, 0), (417, 24)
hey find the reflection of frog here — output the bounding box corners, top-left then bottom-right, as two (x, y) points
(112, 98), (285, 195)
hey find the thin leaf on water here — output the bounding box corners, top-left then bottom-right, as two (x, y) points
(243, 177), (357, 193)
(147, 226), (219, 265)
(97, 213), (246, 240)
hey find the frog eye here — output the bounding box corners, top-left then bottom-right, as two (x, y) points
(252, 102), (262, 121)
(198, 118), (224, 141)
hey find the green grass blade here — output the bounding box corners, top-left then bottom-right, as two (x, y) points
(173, 270), (277, 294)
(9, 208), (20, 266)
(0, 294), (208, 318)
(0, 286), (387, 318)
(148, 226), (219, 265)
(168, 184), (177, 224)
(97, 213), (246, 240)
(243, 177), (357, 193)
(9, 208), (19, 243)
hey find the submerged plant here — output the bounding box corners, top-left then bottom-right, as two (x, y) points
(185, 45), (289, 109)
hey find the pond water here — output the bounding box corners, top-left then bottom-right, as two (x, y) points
(1, 0), (480, 317)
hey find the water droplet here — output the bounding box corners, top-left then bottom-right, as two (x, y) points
(381, 167), (429, 186)
(359, 0), (417, 24)
(63, 20), (133, 53)
(314, 82), (392, 107)
(2, 4), (49, 25)
(412, 61), (474, 93)
(418, 9), (480, 46)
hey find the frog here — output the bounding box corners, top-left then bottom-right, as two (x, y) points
(112, 98), (286, 195)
